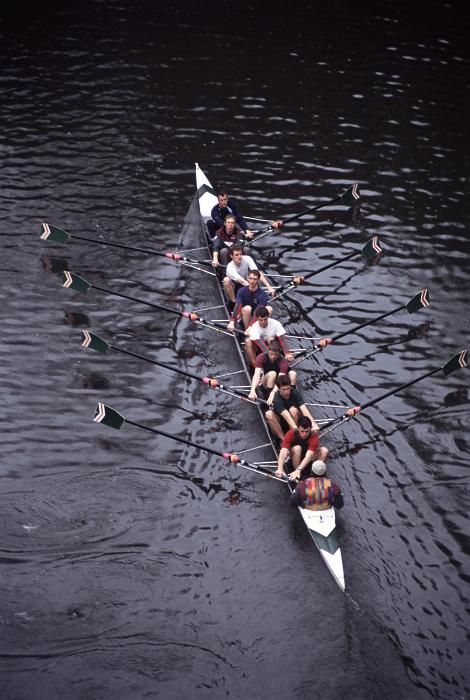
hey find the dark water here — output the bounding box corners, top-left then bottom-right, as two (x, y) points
(1, 2), (469, 699)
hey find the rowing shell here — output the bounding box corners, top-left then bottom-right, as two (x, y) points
(195, 162), (345, 592)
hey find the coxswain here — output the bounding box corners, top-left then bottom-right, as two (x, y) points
(211, 214), (252, 269)
(245, 305), (293, 368)
(289, 460), (344, 511)
(275, 416), (328, 481)
(266, 375), (319, 441)
(248, 338), (296, 402)
(227, 268), (274, 333)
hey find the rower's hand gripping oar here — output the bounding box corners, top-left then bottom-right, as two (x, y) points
(40, 223), (214, 271)
(273, 236), (382, 302)
(291, 288), (431, 367)
(248, 183), (361, 242)
(319, 350), (468, 437)
(93, 403), (286, 483)
(61, 271), (232, 336)
(81, 330), (267, 406)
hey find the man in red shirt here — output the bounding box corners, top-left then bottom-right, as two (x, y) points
(275, 416), (328, 481)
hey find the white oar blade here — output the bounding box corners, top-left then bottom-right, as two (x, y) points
(93, 403), (125, 429)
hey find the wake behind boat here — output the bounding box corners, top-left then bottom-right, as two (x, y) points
(195, 162), (345, 591)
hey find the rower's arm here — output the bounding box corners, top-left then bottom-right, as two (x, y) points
(259, 271), (275, 295)
(280, 409), (298, 431)
(300, 404), (319, 431)
(248, 368), (262, 400)
(298, 450), (314, 475)
(276, 447), (289, 476)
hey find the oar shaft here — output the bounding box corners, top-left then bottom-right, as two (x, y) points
(332, 304), (405, 343)
(303, 249), (358, 282)
(281, 195), (341, 225)
(91, 283), (181, 317)
(359, 366), (441, 411)
(69, 233), (169, 259)
(109, 343), (198, 382)
(124, 419), (279, 479)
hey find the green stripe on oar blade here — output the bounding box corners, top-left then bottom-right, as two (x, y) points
(62, 271), (91, 293)
(81, 330), (110, 354)
(340, 183), (361, 206)
(40, 223), (70, 243)
(406, 288), (430, 313)
(94, 403), (125, 429)
(443, 350), (468, 375)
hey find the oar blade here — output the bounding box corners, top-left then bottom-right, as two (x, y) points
(40, 223), (70, 243)
(93, 403), (125, 429)
(442, 350), (468, 376)
(406, 288), (430, 314)
(81, 330), (110, 354)
(62, 271), (91, 293)
(361, 236), (382, 261)
(340, 183), (361, 206)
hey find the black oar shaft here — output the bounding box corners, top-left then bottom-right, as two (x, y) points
(124, 419), (276, 478)
(109, 343), (198, 382)
(91, 283), (183, 318)
(281, 195), (341, 225)
(359, 367), (441, 411)
(69, 233), (169, 259)
(108, 343), (254, 403)
(332, 305), (405, 343)
(303, 249), (358, 282)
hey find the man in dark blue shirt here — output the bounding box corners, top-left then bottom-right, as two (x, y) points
(227, 269), (272, 333)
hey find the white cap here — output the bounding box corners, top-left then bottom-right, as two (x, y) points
(311, 460), (326, 476)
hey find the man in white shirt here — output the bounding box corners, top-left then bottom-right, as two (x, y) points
(223, 244), (275, 305)
(245, 305), (294, 368)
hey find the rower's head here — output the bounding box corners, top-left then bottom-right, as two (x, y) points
(267, 338), (281, 361)
(247, 269), (260, 290)
(230, 244), (244, 264)
(217, 190), (229, 207)
(311, 459), (326, 476)
(277, 374), (292, 398)
(255, 305), (269, 328)
(224, 214), (236, 233)
(297, 415), (312, 438)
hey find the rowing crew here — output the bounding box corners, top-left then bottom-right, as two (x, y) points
(207, 190), (344, 510)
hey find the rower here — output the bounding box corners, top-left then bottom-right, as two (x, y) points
(289, 460), (344, 510)
(248, 338), (296, 402)
(245, 305), (293, 368)
(224, 246), (275, 308)
(211, 214), (252, 269)
(227, 267), (274, 332)
(207, 189), (283, 240)
(266, 374), (319, 441)
(275, 416), (328, 481)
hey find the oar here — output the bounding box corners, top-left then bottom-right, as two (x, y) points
(93, 403), (286, 482)
(39, 223), (214, 271)
(291, 289), (431, 367)
(81, 330), (266, 405)
(319, 350), (468, 437)
(273, 237), (382, 301)
(61, 271), (232, 336)
(250, 183), (361, 239)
